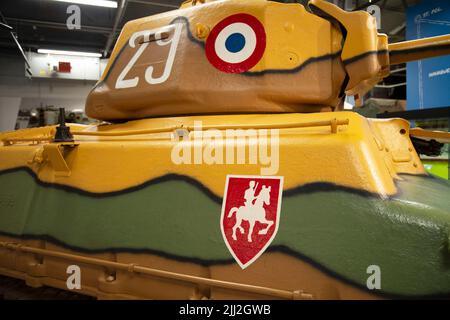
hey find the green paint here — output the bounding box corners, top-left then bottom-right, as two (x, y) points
(423, 160), (449, 180)
(0, 170), (449, 296)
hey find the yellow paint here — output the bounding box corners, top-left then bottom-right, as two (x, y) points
(100, 0), (341, 80)
(42, 143), (77, 177)
(309, 0), (382, 61)
(0, 113), (424, 197)
(2, 0), (437, 197)
(98, 0), (450, 110)
(308, 0), (391, 98)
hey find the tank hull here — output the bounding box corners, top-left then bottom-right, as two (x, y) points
(0, 112), (449, 299)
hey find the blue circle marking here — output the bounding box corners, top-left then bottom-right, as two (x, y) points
(225, 33), (246, 53)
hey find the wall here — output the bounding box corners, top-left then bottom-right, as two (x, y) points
(0, 52), (97, 132)
(406, 0), (450, 110)
(0, 97), (21, 132)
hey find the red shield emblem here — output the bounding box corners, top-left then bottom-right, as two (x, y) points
(221, 175), (284, 269)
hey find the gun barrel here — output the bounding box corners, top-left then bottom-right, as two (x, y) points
(389, 34), (450, 65)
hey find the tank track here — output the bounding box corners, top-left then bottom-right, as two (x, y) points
(0, 275), (93, 300)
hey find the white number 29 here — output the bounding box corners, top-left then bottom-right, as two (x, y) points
(115, 23), (182, 89)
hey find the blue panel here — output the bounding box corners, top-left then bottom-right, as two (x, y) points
(406, 0), (450, 110)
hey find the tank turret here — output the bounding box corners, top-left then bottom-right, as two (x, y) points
(85, 0), (450, 121)
(1, 0), (450, 300)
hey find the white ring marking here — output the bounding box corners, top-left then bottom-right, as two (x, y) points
(214, 22), (257, 64)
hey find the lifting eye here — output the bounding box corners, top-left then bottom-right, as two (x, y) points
(399, 129), (406, 135)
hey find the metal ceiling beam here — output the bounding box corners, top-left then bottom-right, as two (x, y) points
(5, 17), (114, 35)
(103, 0), (128, 57)
(390, 67), (406, 74)
(375, 82), (406, 89)
(128, 0), (178, 9)
(0, 11), (32, 76)
(380, 6), (406, 13)
(389, 22), (406, 36)
(0, 39), (103, 50)
(0, 22), (13, 31)
(353, 0), (382, 11)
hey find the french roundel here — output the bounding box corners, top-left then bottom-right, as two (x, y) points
(205, 14), (266, 73)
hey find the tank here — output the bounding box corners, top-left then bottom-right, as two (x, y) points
(0, 0), (450, 300)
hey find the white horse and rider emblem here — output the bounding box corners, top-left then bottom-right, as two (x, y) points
(221, 175), (284, 269)
(227, 181), (274, 242)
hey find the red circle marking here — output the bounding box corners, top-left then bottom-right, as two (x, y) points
(205, 13), (266, 73)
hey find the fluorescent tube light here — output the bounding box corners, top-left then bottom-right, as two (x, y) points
(38, 49), (102, 57)
(50, 0), (117, 8)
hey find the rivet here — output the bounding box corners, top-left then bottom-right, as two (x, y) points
(196, 23), (210, 39)
(284, 22), (294, 32)
(286, 52), (299, 65)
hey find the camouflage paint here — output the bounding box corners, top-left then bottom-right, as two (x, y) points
(0, 168), (449, 297)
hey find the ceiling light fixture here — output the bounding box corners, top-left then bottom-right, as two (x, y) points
(38, 49), (102, 57)
(50, 0), (118, 8)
